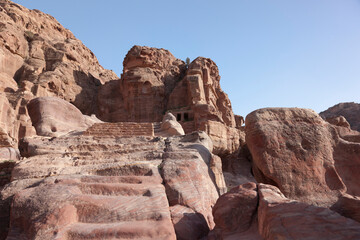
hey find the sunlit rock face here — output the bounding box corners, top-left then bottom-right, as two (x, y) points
(0, 0), (118, 147)
(97, 46), (243, 155)
(245, 107), (360, 207)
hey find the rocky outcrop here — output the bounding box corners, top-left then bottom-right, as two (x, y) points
(97, 46), (185, 123)
(0, 0), (118, 146)
(1, 128), (222, 239)
(209, 182), (262, 239)
(1, 0), (242, 155)
(245, 108), (360, 207)
(258, 184), (360, 240)
(209, 183), (360, 240)
(97, 46), (243, 155)
(27, 97), (102, 137)
(320, 102), (360, 131)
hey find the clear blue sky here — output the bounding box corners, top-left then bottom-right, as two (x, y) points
(13, 0), (360, 117)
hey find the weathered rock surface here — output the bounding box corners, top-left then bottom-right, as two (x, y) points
(0, 93), (18, 147)
(0, 147), (19, 161)
(209, 182), (360, 240)
(209, 182), (262, 240)
(0, 0), (118, 146)
(245, 108), (360, 207)
(27, 97), (102, 137)
(97, 45), (185, 123)
(320, 102), (360, 131)
(258, 184), (360, 240)
(158, 112), (185, 137)
(1, 128), (221, 239)
(161, 132), (221, 238)
(97, 46), (243, 155)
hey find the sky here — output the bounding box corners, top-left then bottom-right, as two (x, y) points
(13, 0), (360, 117)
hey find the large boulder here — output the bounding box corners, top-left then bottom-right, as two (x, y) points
(246, 108), (360, 207)
(159, 112), (185, 137)
(27, 97), (101, 137)
(245, 108), (346, 206)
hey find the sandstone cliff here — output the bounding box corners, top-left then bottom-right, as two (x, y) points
(97, 46), (244, 155)
(0, 0), (118, 147)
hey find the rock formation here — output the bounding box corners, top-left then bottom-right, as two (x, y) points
(320, 102), (360, 132)
(1, 123), (222, 239)
(158, 112), (185, 137)
(1, 1), (360, 239)
(27, 97), (102, 137)
(245, 108), (360, 207)
(257, 184), (360, 240)
(0, 0), (118, 147)
(209, 182), (360, 240)
(97, 46), (244, 155)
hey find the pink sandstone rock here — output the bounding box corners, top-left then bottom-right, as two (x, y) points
(97, 46), (243, 155)
(159, 112), (185, 137)
(245, 108), (347, 207)
(258, 183), (360, 240)
(170, 205), (210, 240)
(213, 182), (258, 233)
(207, 182), (262, 240)
(160, 132), (221, 237)
(2, 128), (223, 239)
(0, 0), (118, 147)
(332, 193), (360, 223)
(0, 1), (117, 114)
(27, 97), (101, 137)
(0, 147), (19, 161)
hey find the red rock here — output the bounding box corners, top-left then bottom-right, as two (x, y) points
(97, 45), (185, 123)
(27, 97), (101, 137)
(209, 154), (227, 195)
(320, 102), (360, 131)
(170, 205), (210, 240)
(160, 132), (220, 234)
(222, 145), (257, 189)
(325, 115), (351, 128)
(0, 1), (118, 147)
(245, 108), (345, 206)
(332, 193), (360, 223)
(213, 182), (258, 233)
(258, 183), (360, 240)
(2, 128), (223, 239)
(97, 46), (243, 155)
(158, 113), (185, 137)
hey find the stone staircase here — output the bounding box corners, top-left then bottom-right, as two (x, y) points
(180, 121), (196, 134)
(6, 134), (176, 239)
(153, 122), (161, 136)
(84, 122), (154, 137)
